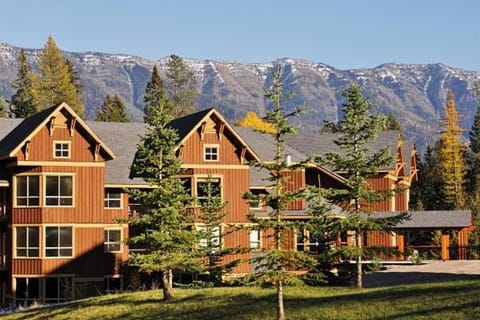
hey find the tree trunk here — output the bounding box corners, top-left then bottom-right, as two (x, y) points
(356, 233), (363, 288)
(277, 280), (285, 320)
(162, 270), (172, 301)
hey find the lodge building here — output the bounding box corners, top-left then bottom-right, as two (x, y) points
(0, 102), (474, 305)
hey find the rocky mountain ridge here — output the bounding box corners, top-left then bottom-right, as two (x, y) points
(0, 42), (479, 151)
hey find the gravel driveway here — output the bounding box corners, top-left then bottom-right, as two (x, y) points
(363, 260), (480, 288)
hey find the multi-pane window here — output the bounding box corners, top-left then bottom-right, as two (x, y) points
(45, 277), (73, 303)
(54, 142), (70, 158)
(45, 176), (73, 206)
(204, 145), (219, 161)
(250, 229), (261, 249)
(104, 229), (121, 252)
(15, 278), (40, 305)
(104, 191), (121, 208)
(196, 178), (221, 205)
(16, 227), (39, 257)
(16, 176), (40, 206)
(197, 225), (220, 251)
(45, 226), (72, 257)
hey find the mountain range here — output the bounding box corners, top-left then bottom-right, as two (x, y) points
(0, 42), (479, 152)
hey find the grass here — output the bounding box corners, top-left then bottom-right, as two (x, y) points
(3, 280), (480, 320)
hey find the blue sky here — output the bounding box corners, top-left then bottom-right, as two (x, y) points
(1, 0), (479, 70)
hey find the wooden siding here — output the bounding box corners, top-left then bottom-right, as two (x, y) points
(282, 170), (306, 210)
(14, 124), (107, 163)
(181, 131), (243, 165)
(367, 175), (395, 211)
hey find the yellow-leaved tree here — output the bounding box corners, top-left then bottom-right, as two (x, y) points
(236, 111), (276, 133)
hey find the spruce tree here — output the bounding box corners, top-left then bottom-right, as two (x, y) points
(196, 176), (245, 283)
(317, 84), (408, 288)
(144, 65), (170, 121)
(244, 66), (315, 320)
(467, 86), (480, 195)
(0, 97), (7, 117)
(128, 67), (197, 301)
(10, 49), (36, 118)
(436, 90), (467, 209)
(165, 54), (198, 117)
(96, 94), (129, 122)
(32, 36), (84, 117)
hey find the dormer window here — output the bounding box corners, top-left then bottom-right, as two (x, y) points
(204, 145), (219, 161)
(54, 141), (71, 159)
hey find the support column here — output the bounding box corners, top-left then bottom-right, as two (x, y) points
(396, 233), (405, 261)
(441, 232), (450, 261)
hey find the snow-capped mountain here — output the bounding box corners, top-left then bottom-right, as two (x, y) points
(1, 43), (479, 151)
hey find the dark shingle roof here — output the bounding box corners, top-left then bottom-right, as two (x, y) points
(375, 210), (472, 229)
(0, 105), (59, 158)
(286, 130), (400, 171)
(169, 108), (213, 143)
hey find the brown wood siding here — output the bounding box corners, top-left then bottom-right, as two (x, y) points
(282, 170), (305, 210)
(188, 168), (250, 223)
(181, 131), (242, 165)
(368, 176), (395, 211)
(14, 123), (107, 163)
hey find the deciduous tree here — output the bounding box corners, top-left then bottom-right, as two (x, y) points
(236, 111), (276, 134)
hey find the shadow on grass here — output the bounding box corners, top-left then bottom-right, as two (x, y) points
(363, 271), (480, 288)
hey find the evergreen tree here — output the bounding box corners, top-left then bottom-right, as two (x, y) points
(436, 90), (467, 209)
(196, 176), (244, 283)
(96, 94), (129, 122)
(467, 86), (480, 195)
(128, 77), (197, 301)
(10, 49), (36, 118)
(236, 111), (276, 134)
(143, 65), (170, 122)
(317, 84), (408, 288)
(32, 36), (84, 117)
(165, 54), (198, 117)
(244, 66), (315, 320)
(0, 97), (7, 117)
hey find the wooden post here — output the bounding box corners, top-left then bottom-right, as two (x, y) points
(441, 232), (450, 261)
(397, 233), (405, 261)
(458, 228), (470, 260)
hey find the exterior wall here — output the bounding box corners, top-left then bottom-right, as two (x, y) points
(282, 170), (306, 210)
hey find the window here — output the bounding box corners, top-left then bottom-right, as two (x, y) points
(45, 176), (73, 206)
(45, 277), (73, 303)
(250, 229), (261, 249)
(104, 229), (121, 252)
(196, 178), (221, 205)
(54, 141), (70, 158)
(15, 278), (40, 306)
(249, 189), (267, 210)
(197, 225), (220, 251)
(16, 227), (39, 257)
(204, 145), (219, 161)
(16, 176), (40, 206)
(104, 191), (121, 208)
(45, 226), (72, 257)
(296, 228), (320, 253)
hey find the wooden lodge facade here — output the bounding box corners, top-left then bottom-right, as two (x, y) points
(0, 103), (474, 305)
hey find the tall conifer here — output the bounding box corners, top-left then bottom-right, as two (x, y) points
(10, 49), (36, 118)
(317, 84), (408, 288)
(165, 54), (198, 117)
(128, 68), (197, 301)
(96, 94), (129, 122)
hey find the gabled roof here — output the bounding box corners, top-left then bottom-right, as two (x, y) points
(0, 102), (115, 161)
(171, 108), (260, 162)
(286, 130), (400, 171)
(375, 210), (472, 229)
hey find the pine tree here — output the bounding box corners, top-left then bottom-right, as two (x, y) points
(10, 49), (36, 118)
(96, 94), (129, 122)
(317, 84), (408, 288)
(236, 111), (277, 134)
(143, 65), (170, 122)
(467, 86), (480, 195)
(196, 176), (245, 283)
(0, 97), (7, 117)
(165, 54), (198, 117)
(32, 36), (84, 117)
(244, 66), (315, 320)
(436, 90), (466, 209)
(128, 70), (197, 301)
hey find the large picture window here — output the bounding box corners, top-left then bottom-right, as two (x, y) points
(45, 226), (72, 257)
(45, 176), (73, 206)
(45, 277), (73, 303)
(16, 176), (40, 206)
(104, 229), (121, 252)
(16, 227), (39, 257)
(196, 178), (221, 205)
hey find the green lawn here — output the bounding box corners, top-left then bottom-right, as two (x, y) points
(3, 281), (480, 320)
